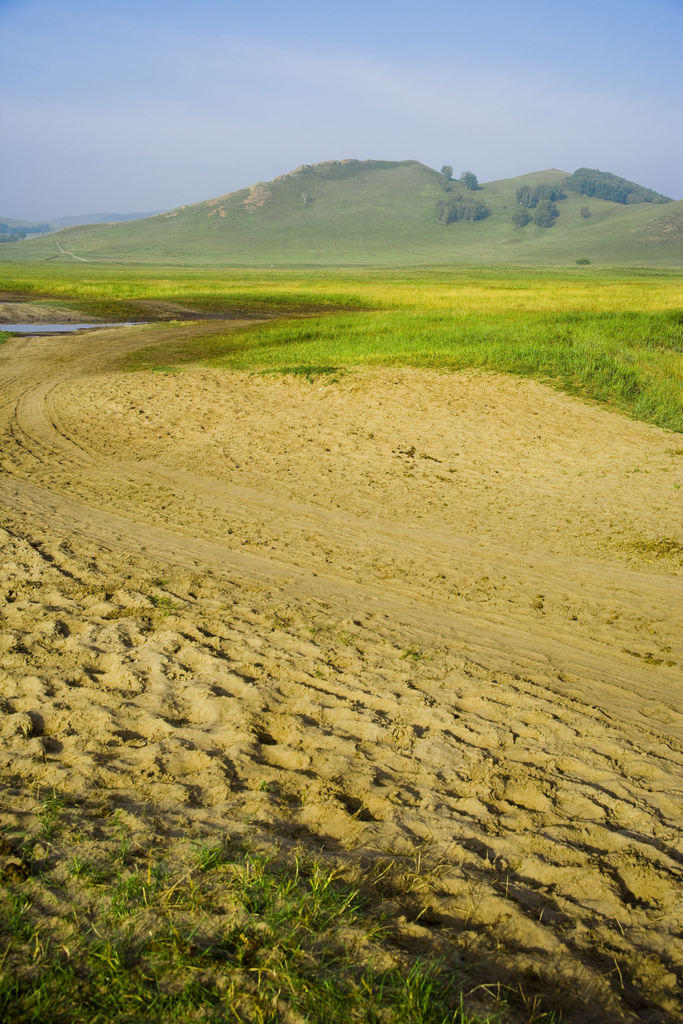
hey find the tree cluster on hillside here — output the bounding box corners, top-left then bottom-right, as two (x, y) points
(512, 208), (531, 227)
(512, 197), (561, 229)
(441, 165), (453, 182)
(516, 184), (566, 208)
(459, 171), (480, 190)
(565, 168), (672, 204)
(436, 196), (490, 224)
(580, 206), (591, 218)
(512, 183), (566, 228)
(532, 200), (560, 227)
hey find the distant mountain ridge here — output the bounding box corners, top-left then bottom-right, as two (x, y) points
(0, 211), (167, 231)
(4, 162), (681, 267)
(48, 211), (168, 227)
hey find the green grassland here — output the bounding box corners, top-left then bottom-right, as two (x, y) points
(3, 161), (682, 267)
(2, 261), (679, 434)
(1, 261), (680, 315)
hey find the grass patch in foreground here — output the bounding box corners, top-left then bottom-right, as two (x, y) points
(0, 797), (529, 1024)
(128, 307), (683, 434)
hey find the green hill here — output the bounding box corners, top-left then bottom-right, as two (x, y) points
(3, 160), (681, 266)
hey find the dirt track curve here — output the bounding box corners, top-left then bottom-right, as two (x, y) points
(1, 320), (683, 1020)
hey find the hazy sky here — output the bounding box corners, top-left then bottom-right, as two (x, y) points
(1, 0), (681, 220)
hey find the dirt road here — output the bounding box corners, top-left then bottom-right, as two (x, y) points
(1, 320), (682, 1020)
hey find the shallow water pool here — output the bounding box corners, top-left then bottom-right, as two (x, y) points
(2, 322), (146, 333)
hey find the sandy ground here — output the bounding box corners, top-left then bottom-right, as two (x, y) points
(1, 321), (683, 1021)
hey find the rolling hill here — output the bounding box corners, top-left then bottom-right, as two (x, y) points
(3, 160), (681, 266)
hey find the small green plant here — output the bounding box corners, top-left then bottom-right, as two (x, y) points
(400, 645), (425, 661)
(115, 835), (131, 865)
(68, 856), (96, 881)
(195, 842), (231, 872)
(108, 874), (146, 921)
(110, 811), (132, 865)
(1, 890), (33, 941)
(150, 593), (179, 615)
(260, 364), (341, 383)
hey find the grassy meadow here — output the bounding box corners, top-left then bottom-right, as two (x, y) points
(2, 261), (682, 433)
(2, 162), (682, 267)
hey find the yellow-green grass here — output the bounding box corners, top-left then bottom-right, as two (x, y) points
(3, 263), (682, 433)
(1, 261), (681, 314)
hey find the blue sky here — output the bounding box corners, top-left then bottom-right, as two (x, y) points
(1, 0), (681, 220)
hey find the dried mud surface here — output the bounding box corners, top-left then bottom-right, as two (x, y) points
(0, 302), (106, 325)
(1, 322), (683, 1021)
(0, 299), (239, 325)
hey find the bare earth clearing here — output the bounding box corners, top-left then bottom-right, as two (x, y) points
(1, 320), (683, 1021)
(0, 300), (231, 325)
(0, 302), (107, 325)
